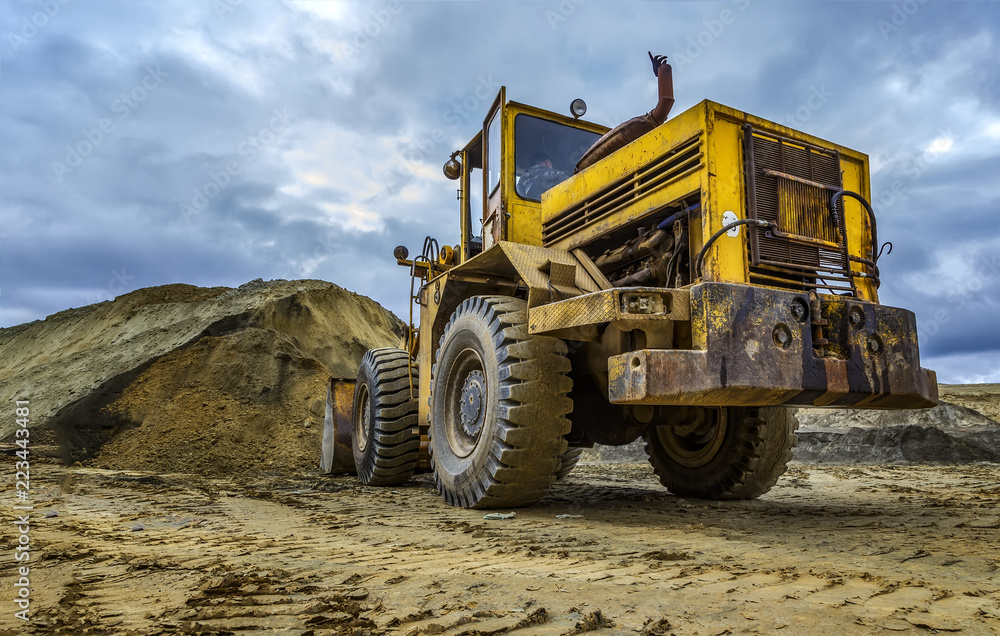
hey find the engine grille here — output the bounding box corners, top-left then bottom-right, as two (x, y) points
(542, 132), (703, 246)
(743, 125), (854, 295)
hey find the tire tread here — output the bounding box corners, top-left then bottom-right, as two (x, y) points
(644, 407), (798, 500)
(430, 296), (572, 509)
(354, 348), (420, 486)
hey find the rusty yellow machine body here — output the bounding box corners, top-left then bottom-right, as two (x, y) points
(333, 60), (937, 509)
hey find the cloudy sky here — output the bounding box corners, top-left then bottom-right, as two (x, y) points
(1, 0), (997, 383)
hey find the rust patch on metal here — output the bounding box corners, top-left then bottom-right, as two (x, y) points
(608, 283), (937, 409)
(320, 378), (357, 474)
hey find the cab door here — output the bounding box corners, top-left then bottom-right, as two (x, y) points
(482, 87), (505, 249)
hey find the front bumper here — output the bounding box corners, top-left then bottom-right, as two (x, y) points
(608, 283), (938, 409)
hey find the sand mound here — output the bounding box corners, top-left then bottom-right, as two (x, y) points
(938, 384), (1000, 422)
(0, 279), (402, 474)
(93, 328), (328, 474)
(794, 399), (1000, 463)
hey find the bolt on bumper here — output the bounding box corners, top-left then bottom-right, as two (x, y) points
(608, 283), (938, 409)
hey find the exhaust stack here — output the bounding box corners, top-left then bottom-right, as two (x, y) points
(576, 52), (674, 172)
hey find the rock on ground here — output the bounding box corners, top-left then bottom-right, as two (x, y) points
(0, 279), (402, 474)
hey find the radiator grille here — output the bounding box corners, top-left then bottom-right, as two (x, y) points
(543, 132), (703, 246)
(743, 125), (854, 295)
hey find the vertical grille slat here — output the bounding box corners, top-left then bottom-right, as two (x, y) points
(742, 125), (854, 295)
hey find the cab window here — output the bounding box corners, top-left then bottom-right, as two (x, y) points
(486, 110), (502, 196)
(514, 114), (601, 202)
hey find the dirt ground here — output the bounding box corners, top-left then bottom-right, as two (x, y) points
(5, 457), (999, 635)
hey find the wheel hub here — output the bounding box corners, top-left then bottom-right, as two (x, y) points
(459, 370), (486, 438)
(657, 409), (727, 468)
(442, 347), (488, 459)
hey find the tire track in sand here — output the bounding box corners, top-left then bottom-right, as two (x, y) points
(6, 462), (1000, 634)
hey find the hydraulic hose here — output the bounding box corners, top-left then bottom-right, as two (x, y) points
(421, 236), (440, 264)
(656, 202), (699, 231)
(695, 219), (773, 277)
(829, 190), (878, 264)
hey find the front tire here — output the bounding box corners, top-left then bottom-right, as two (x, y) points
(430, 296), (572, 508)
(352, 348), (420, 486)
(644, 406), (797, 499)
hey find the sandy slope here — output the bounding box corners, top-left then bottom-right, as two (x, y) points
(939, 385), (1000, 423)
(5, 458), (998, 635)
(0, 279), (402, 472)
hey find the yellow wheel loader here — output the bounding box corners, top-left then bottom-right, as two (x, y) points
(324, 53), (937, 509)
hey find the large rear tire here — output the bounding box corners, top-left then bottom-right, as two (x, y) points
(644, 406), (797, 499)
(555, 447), (584, 480)
(352, 348), (420, 486)
(430, 296), (572, 508)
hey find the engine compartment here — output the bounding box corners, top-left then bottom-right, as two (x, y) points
(585, 199), (698, 290)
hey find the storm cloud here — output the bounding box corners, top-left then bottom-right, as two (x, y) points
(1, 0), (997, 382)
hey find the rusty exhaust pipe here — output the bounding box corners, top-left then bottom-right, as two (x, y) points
(647, 52), (675, 124)
(576, 52), (674, 172)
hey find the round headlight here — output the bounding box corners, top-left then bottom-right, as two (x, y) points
(442, 157), (462, 180)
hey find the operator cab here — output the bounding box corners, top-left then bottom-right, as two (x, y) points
(446, 88), (608, 263)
